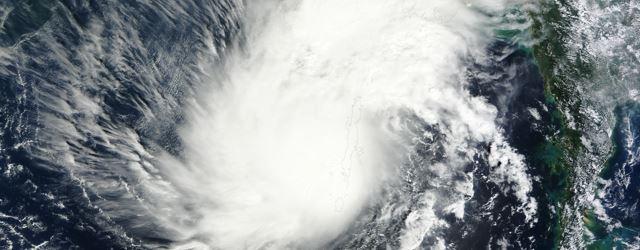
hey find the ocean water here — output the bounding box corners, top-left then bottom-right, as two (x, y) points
(0, 0), (636, 249)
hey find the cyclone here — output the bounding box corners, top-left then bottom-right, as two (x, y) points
(0, 0), (637, 249)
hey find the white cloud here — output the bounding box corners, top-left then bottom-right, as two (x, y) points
(158, 0), (536, 248)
